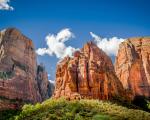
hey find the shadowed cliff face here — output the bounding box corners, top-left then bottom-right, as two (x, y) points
(0, 28), (53, 110)
(36, 64), (54, 101)
(115, 37), (150, 99)
(53, 42), (125, 100)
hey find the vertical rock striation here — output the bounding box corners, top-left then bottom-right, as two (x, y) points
(53, 42), (125, 100)
(0, 28), (41, 103)
(0, 28), (53, 110)
(36, 64), (54, 101)
(115, 37), (150, 99)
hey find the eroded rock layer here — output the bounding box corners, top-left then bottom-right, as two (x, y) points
(0, 28), (41, 104)
(115, 37), (150, 99)
(53, 42), (125, 100)
(0, 28), (53, 110)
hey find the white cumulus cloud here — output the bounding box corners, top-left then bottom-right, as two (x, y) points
(90, 32), (125, 56)
(0, 0), (13, 10)
(36, 28), (78, 59)
(49, 80), (55, 84)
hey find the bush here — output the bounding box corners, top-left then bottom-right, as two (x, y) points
(13, 98), (150, 120)
(0, 71), (13, 79)
(92, 114), (111, 120)
(132, 96), (150, 112)
(0, 109), (20, 120)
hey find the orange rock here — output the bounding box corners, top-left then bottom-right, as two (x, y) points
(53, 42), (125, 100)
(115, 37), (150, 99)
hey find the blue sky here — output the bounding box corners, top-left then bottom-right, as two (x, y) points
(0, 0), (150, 81)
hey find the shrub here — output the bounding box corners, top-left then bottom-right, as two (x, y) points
(132, 96), (150, 112)
(13, 98), (150, 120)
(92, 114), (111, 120)
(0, 71), (13, 79)
(0, 109), (20, 120)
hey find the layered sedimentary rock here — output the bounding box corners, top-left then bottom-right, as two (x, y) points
(0, 28), (53, 110)
(0, 28), (41, 104)
(115, 37), (150, 99)
(53, 42), (125, 100)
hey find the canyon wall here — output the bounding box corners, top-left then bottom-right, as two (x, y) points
(115, 37), (150, 99)
(0, 28), (53, 110)
(53, 42), (125, 100)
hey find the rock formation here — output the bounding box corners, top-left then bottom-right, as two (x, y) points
(53, 42), (125, 100)
(115, 37), (150, 99)
(36, 64), (54, 101)
(0, 28), (53, 110)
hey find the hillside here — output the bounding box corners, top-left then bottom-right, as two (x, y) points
(4, 98), (149, 120)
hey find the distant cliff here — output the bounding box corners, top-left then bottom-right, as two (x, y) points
(115, 37), (150, 99)
(0, 28), (54, 110)
(36, 64), (54, 101)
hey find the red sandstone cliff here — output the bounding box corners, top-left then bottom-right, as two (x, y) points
(53, 42), (125, 100)
(115, 37), (150, 99)
(0, 28), (53, 110)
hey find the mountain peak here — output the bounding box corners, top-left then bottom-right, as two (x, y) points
(82, 41), (98, 51)
(53, 41), (125, 100)
(0, 27), (21, 35)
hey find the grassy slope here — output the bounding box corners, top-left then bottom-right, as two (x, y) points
(12, 98), (150, 120)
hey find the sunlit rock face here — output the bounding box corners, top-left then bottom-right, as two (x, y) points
(115, 37), (150, 99)
(53, 42), (125, 100)
(0, 28), (53, 110)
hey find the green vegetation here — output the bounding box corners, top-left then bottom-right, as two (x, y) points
(0, 110), (20, 120)
(0, 71), (13, 79)
(0, 96), (18, 103)
(132, 96), (150, 112)
(13, 98), (150, 120)
(147, 100), (150, 110)
(0, 96), (32, 104)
